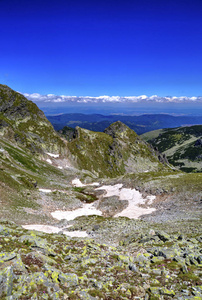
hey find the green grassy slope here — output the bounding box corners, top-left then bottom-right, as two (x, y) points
(142, 125), (202, 172)
(0, 135), (83, 223)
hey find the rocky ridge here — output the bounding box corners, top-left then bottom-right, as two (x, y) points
(0, 84), (67, 156)
(67, 121), (169, 177)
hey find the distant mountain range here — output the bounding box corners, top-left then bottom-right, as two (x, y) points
(47, 113), (202, 135)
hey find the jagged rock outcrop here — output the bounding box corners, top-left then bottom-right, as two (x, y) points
(58, 125), (75, 142)
(0, 84), (67, 156)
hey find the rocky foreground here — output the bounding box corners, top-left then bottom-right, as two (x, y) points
(0, 219), (201, 300)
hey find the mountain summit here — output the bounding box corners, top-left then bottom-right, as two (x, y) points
(0, 84), (67, 155)
(67, 121), (167, 177)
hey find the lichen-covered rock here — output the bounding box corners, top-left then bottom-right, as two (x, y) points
(19, 234), (56, 256)
(129, 264), (138, 272)
(77, 290), (97, 299)
(156, 230), (171, 242)
(0, 252), (17, 263)
(160, 287), (175, 297)
(58, 272), (78, 287)
(0, 225), (12, 236)
(0, 220), (201, 299)
(0, 266), (14, 297)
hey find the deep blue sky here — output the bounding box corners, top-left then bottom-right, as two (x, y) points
(1, 0), (202, 97)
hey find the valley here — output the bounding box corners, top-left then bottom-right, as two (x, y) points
(0, 84), (201, 299)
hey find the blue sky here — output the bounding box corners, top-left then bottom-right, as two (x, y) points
(1, 0), (202, 97)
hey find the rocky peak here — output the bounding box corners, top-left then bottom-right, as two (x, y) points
(67, 122), (169, 177)
(0, 84), (44, 120)
(104, 121), (137, 139)
(0, 84), (67, 156)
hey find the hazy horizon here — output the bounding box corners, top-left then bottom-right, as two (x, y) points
(32, 101), (202, 117)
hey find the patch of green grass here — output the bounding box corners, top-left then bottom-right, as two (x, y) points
(4, 145), (37, 173)
(178, 271), (201, 284)
(73, 187), (85, 193)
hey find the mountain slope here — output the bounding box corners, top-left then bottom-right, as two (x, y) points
(67, 121), (169, 177)
(142, 125), (202, 172)
(0, 84), (67, 156)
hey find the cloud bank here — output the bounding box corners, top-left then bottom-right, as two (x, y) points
(22, 93), (202, 104)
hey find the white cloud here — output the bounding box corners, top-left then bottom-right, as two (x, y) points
(21, 92), (202, 104)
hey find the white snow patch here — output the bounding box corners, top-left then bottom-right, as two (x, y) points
(46, 153), (59, 158)
(46, 159), (52, 164)
(63, 231), (88, 238)
(30, 181), (156, 237)
(39, 188), (53, 193)
(51, 182), (156, 222)
(146, 195), (156, 205)
(72, 178), (86, 187)
(89, 182), (100, 186)
(51, 203), (102, 221)
(96, 184), (123, 196)
(22, 224), (63, 234)
(72, 178), (99, 187)
(22, 224), (88, 237)
(115, 206), (156, 219)
(96, 184), (156, 219)
(58, 166), (63, 169)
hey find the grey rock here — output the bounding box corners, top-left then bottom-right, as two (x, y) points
(197, 255), (202, 264)
(151, 268), (162, 275)
(77, 291), (97, 299)
(19, 235), (56, 256)
(156, 231), (170, 242)
(0, 266), (14, 297)
(0, 252), (17, 262)
(129, 264), (138, 272)
(181, 265), (188, 273)
(58, 272), (78, 287)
